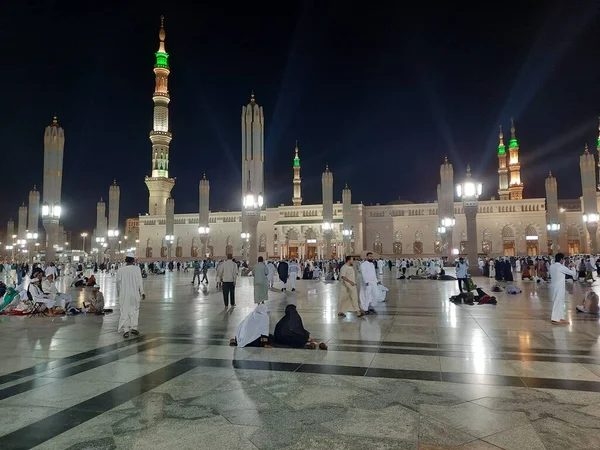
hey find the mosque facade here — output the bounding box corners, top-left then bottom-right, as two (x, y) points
(136, 19), (596, 262)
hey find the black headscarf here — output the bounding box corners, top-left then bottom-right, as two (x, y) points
(277, 261), (289, 282)
(274, 304), (310, 348)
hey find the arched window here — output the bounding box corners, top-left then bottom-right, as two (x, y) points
(413, 230), (423, 254)
(373, 232), (382, 254)
(259, 234), (267, 253)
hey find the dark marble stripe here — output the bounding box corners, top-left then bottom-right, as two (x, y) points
(295, 363), (367, 376)
(366, 367), (442, 381)
(522, 377), (600, 391)
(441, 372), (526, 387)
(0, 336), (149, 385)
(502, 353), (576, 363)
(0, 363), (195, 450)
(0, 341), (164, 401)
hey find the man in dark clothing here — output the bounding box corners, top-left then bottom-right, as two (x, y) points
(278, 260), (289, 291)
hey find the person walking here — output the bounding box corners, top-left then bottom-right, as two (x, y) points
(253, 256), (269, 304)
(217, 254), (238, 308)
(116, 253), (145, 338)
(550, 253), (577, 325)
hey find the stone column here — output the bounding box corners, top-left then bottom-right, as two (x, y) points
(464, 205), (479, 274)
(580, 144), (598, 253)
(166, 197), (175, 260)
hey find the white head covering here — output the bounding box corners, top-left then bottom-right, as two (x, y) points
(236, 304), (269, 347)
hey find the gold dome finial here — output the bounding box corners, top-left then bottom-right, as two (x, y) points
(585, 143), (590, 154)
(510, 117), (516, 140)
(159, 15), (165, 42)
(443, 155), (449, 164)
(250, 91), (255, 103)
(466, 164), (472, 177)
(202, 172), (206, 180)
(499, 125), (504, 145)
(325, 163), (329, 172)
(548, 170), (553, 177)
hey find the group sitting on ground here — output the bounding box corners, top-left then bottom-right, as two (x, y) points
(230, 304), (327, 350)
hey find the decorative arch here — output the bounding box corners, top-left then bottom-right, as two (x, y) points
(259, 233), (267, 252)
(482, 228), (492, 254)
(207, 236), (214, 257)
(393, 230), (402, 255)
(191, 237), (199, 258)
(567, 225), (582, 255)
(286, 228), (299, 241)
(501, 225), (515, 238)
(225, 235), (234, 256)
(413, 230), (423, 254)
(373, 232), (383, 254)
(501, 225), (516, 256)
(146, 238), (153, 258)
(525, 224), (538, 237)
(305, 228), (317, 240)
(175, 237), (183, 258)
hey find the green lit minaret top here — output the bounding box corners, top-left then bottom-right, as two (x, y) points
(509, 117), (518, 149)
(293, 141), (300, 167)
(497, 125), (505, 155)
(155, 16), (169, 68)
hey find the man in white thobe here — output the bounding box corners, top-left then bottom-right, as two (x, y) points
(288, 259), (299, 291)
(267, 261), (275, 288)
(360, 252), (379, 313)
(117, 253), (145, 338)
(377, 258), (384, 276)
(549, 253), (577, 325)
(42, 273), (72, 309)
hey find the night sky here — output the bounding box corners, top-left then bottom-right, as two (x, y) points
(3, 1), (600, 235)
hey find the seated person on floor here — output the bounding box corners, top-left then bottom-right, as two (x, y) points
(83, 284), (113, 314)
(28, 274), (64, 315)
(521, 264), (532, 280)
(274, 304), (327, 349)
(576, 291), (599, 314)
(313, 266), (322, 280)
(0, 287), (20, 312)
(230, 304), (272, 348)
(42, 273), (72, 310)
(86, 274), (97, 287)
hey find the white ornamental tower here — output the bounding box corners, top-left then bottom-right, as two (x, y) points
(108, 180), (120, 261)
(165, 197), (175, 259)
(28, 185), (40, 236)
(18, 203), (28, 241)
(198, 174), (210, 257)
(292, 141), (302, 206)
(241, 92), (265, 266)
(322, 164), (334, 258)
(42, 116), (65, 262)
(580, 144), (598, 253)
(545, 171), (561, 253)
(95, 198), (107, 258)
(342, 184), (352, 256)
(439, 156), (455, 256)
(145, 16), (175, 216)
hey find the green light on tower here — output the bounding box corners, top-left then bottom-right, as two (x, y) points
(294, 156), (300, 167)
(509, 139), (518, 149)
(155, 52), (169, 68)
(498, 144), (505, 155)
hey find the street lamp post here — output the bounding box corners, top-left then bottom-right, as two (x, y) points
(25, 231), (38, 262)
(41, 202), (61, 262)
(440, 217), (455, 258)
(342, 227), (352, 257)
(107, 228), (119, 262)
(240, 232), (250, 259)
(95, 236), (106, 264)
(242, 190), (263, 266)
(583, 213), (599, 254)
(456, 165), (482, 274)
(546, 223), (561, 254)
(81, 232), (88, 262)
(198, 226), (210, 258)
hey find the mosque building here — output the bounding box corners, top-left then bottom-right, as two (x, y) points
(135, 18), (597, 262)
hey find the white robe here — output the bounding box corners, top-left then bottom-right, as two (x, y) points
(42, 279), (71, 308)
(236, 304), (269, 347)
(359, 260), (379, 310)
(549, 262), (577, 322)
(267, 263), (275, 286)
(116, 264), (145, 332)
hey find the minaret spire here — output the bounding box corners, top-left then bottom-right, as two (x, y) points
(497, 124), (509, 200)
(292, 141), (302, 205)
(145, 15), (175, 215)
(508, 118), (523, 200)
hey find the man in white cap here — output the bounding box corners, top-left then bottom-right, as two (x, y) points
(116, 252), (145, 338)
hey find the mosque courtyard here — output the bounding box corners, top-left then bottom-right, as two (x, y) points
(1, 270), (600, 449)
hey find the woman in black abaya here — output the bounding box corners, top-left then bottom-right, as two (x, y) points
(274, 304), (327, 350)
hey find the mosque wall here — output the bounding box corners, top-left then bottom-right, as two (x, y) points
(137, 196), (589, 261)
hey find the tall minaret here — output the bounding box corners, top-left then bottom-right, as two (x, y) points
(241, 92), (265, 265)
(96, 198), (107, 255)
(108, 180), (120, 260)
(28, 185), (40, 236)
(322, 164), (334, 258)
(342, 183), (352, 256)
(580, 143), (598, 253)
(42, 116), (65, 262)
(199, 173), (210, 257)
(497, 126), (509, 200)
(18, 203), (28, 240)
(545, 171), (560, 253)
(508, 118), (523, 200)
(165, 197), (175, 259)
(145, 16), (175, 216)
(292, 141), (302, 206)
(6, 219), (14, 246)
(440, 156), (455, 256)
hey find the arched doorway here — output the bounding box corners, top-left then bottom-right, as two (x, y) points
(286, 229), (299, 259)
(259, 234), (267, 253)
(567, 226), (581, 255)
(482, 229), (492, 254)
(305, 228), (317, 259)
(393, 231), (402, 255)
(373, 232), (383, 254)
(413, 230), (423, 254)
(525, 225), (539, 256)
(225, 236), (233, 257)
(191, 237), (199, 258)
(502, 226), (515, 256)
(146, 238), (153, 258)
(176, 237), (183, 258)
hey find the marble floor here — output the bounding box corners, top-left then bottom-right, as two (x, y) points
(1, 269), (600, 449)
